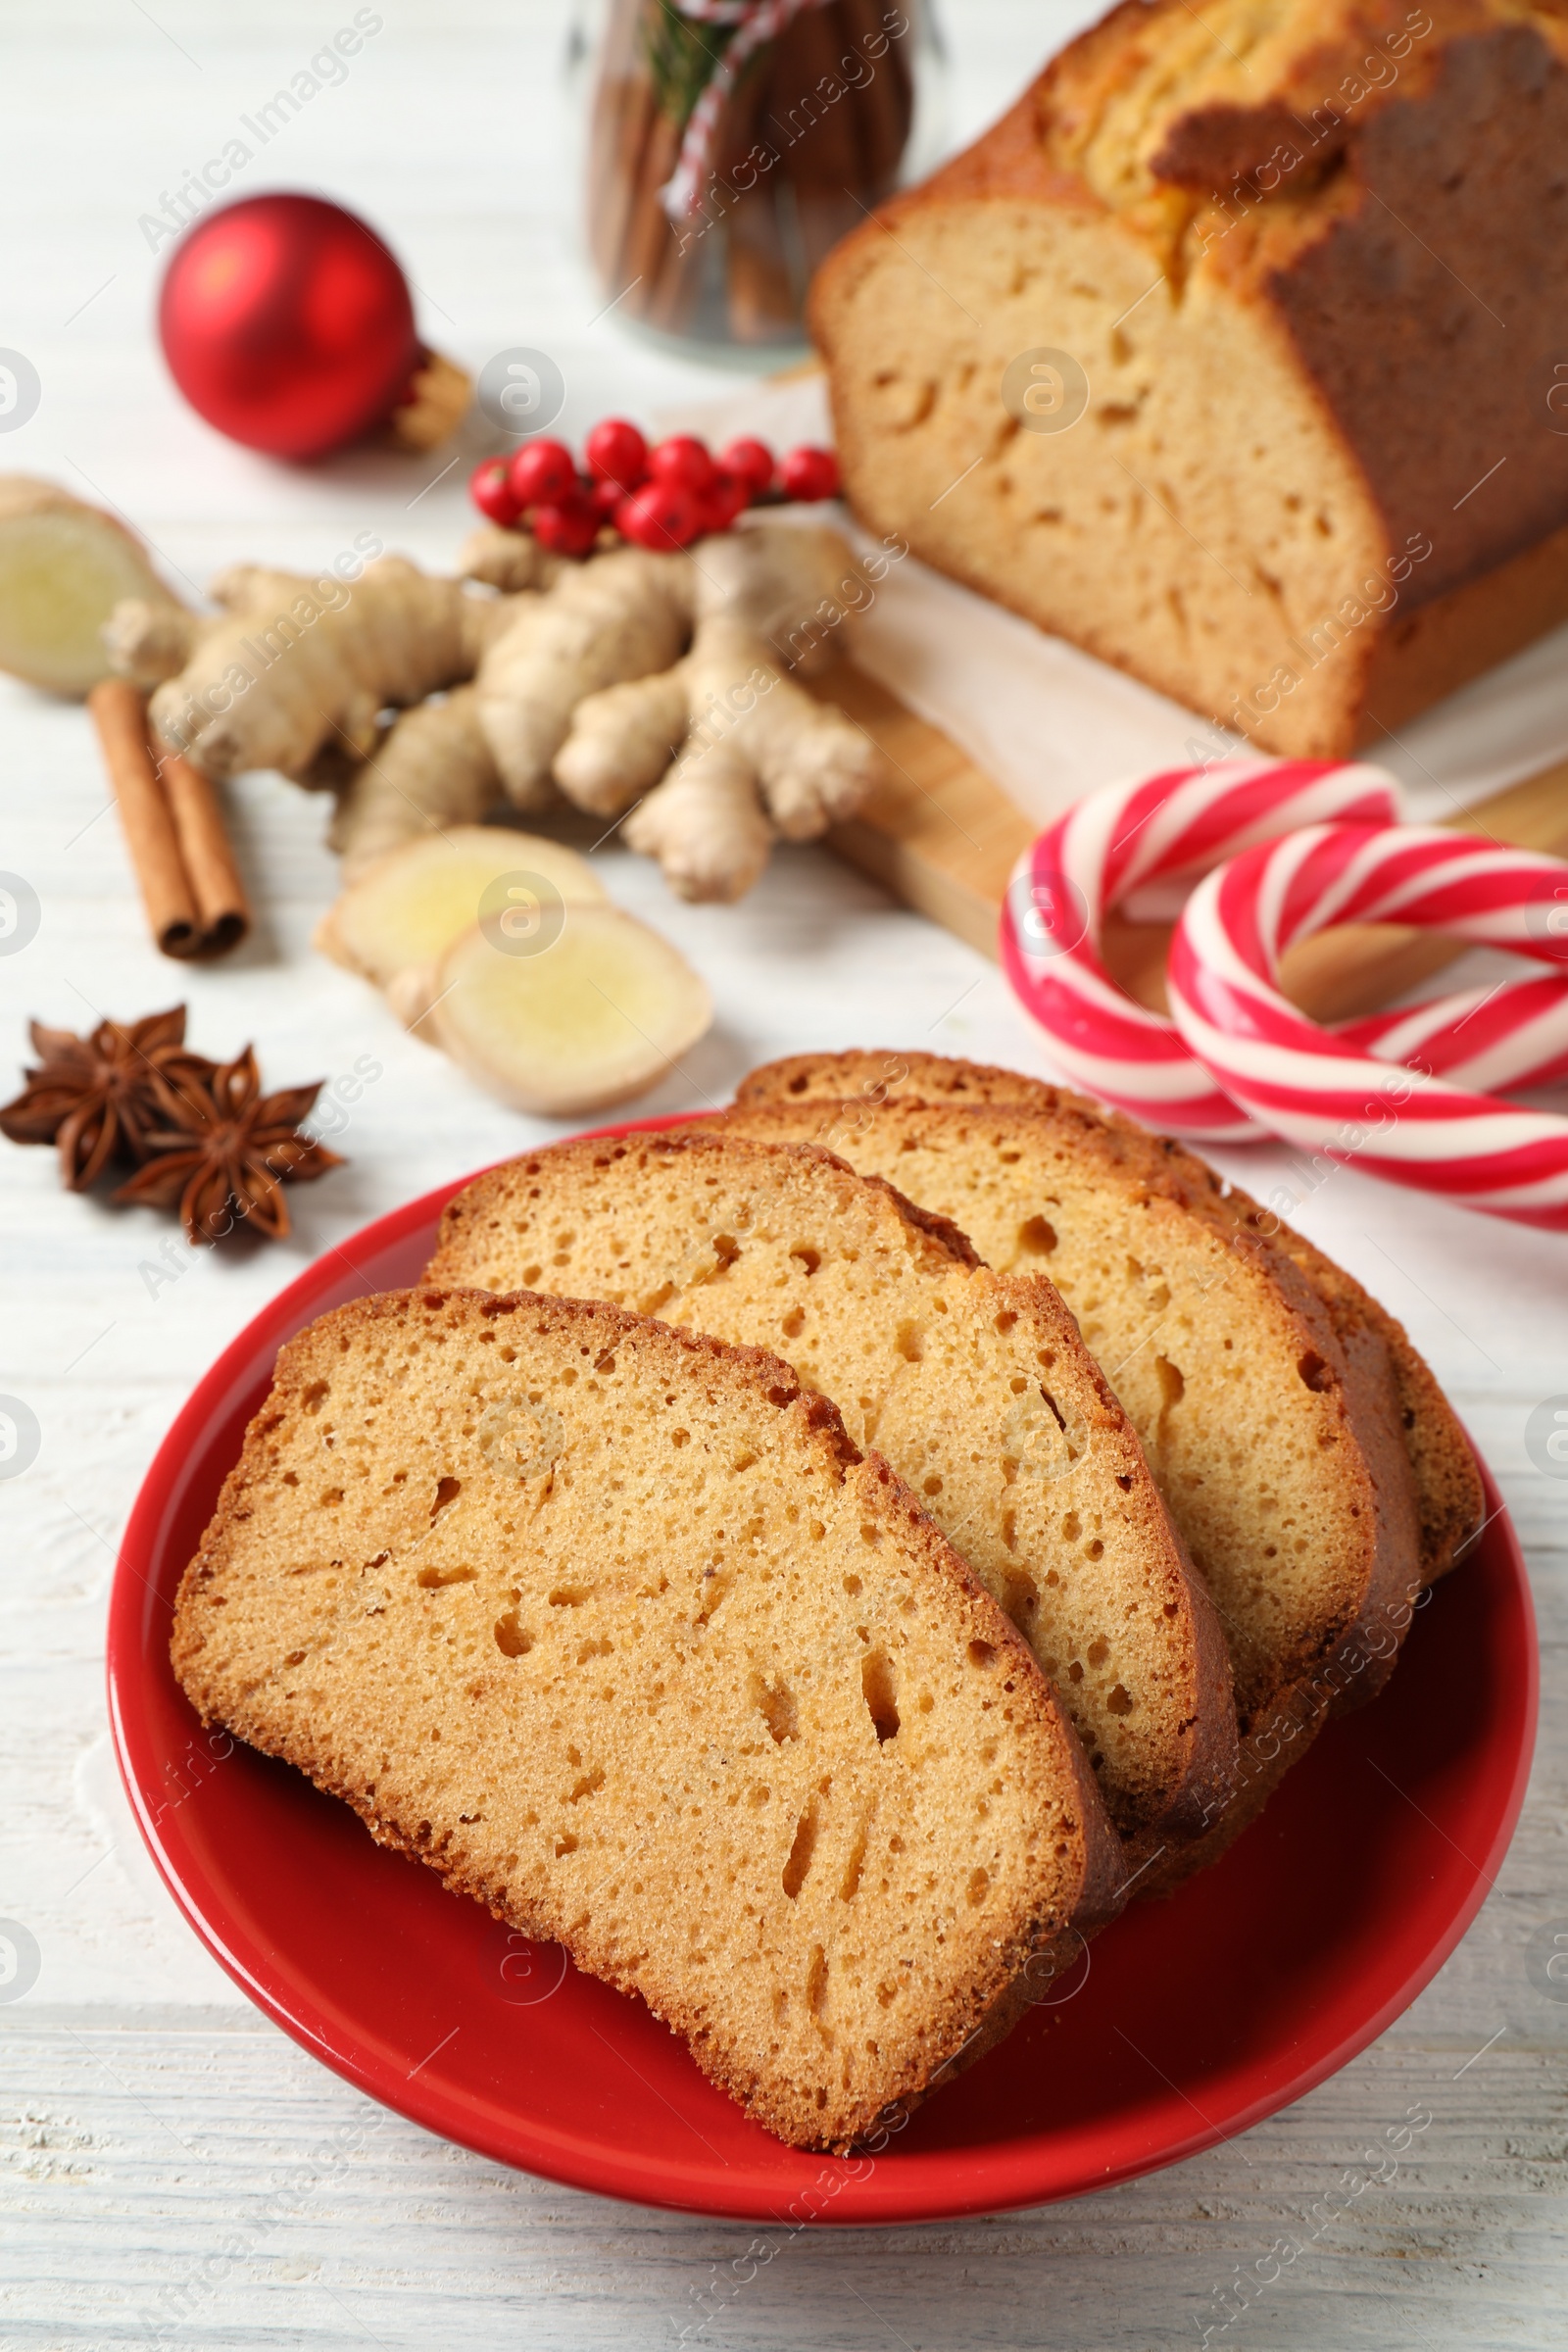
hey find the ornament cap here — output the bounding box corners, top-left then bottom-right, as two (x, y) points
(386, 348), (473, 453)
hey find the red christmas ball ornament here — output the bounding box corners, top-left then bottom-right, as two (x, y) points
(779, 444), (842, 502)
(158, 194), (428, 461)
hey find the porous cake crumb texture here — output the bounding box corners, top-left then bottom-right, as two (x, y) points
(172, 1288), (1117, 2150)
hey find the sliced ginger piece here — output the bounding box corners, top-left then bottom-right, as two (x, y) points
(0, 477), (181, 697)
(317, 824), (607, 988)
(403, 902), (710, 1115)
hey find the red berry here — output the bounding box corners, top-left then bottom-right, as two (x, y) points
(648, 434), (717, 495)
(585, 416), (648, 491)
(469, 457), (520, 525)
(694, 468), (750, 536)
(508, 437), (576, 508)
(779, 444), (841, 502)
(614, 481), (701, 551)
(588, 475), (625, 519)
(718, 436), (774, 499)
(531, 492), (601, 560)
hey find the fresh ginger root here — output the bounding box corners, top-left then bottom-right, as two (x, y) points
(471, 547), (692, 810)
(544, 525), (880, 900)
(317, 818), (709, 1116)
(334, 519), (882, 901)
(328, 684), (505, 880)
(0, 477), (181, 697)
(318, 823), (606, 988)
(90, 507), (882, 904)
(564, 614), (878, 902)
(400, 899), (713, 1116)
(104, 555), (526, 783)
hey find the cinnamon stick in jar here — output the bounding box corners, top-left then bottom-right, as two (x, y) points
(836, 0), (916, 189)
(584, 0), (926, 347)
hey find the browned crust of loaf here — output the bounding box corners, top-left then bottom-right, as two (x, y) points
(736, 1049), (1106, 1117)
(808, 4), (1568, 760)
(811, 3), (1568, 619)
(738, 1050), (1471, 1591)
(429, 1128), (983, 1282)
(432, 1121), (1237, 1848)
(1136, 1689), (1330, 1897)
(729, 1054), (1463, 1870)
(709, 1086), (1415, 1723)
(716, 1074), (1440, 1874)
(172, 1285), (1123, 2152)
(1189, 1177), (1483, 1587)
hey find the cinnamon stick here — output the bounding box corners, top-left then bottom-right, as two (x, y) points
(88, 680), (203, 959)
(727, 190), (801, 341)
(153, 734), (251, 956)
(768, 6), (875, 275)
(87, 682), (250, 959)
(715, 30), (800, 340)
(615, 84), (687, 323)
(637, 105), (707, 337)
(836, 0), (915, 190)
(591, 70), (655, 293)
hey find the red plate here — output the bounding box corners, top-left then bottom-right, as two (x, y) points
(108, 1128), (1538, 2224)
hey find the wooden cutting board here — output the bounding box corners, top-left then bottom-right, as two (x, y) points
(814, 662), (1568, 1022)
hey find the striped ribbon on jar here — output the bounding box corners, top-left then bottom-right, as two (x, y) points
(659, 0), (835, 220)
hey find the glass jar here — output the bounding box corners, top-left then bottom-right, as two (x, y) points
(572, 0), (946, 359)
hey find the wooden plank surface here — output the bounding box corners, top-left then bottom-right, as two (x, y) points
(821, 662), (1035, 960)
(821, 663), (1568, 1019)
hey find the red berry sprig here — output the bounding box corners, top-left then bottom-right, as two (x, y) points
(466, 422), (840, 560)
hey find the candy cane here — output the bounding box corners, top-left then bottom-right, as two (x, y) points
(999, 759), (1402, 1139)
(1168, 823), (1568, 1228)
(659, 0), (833, 222)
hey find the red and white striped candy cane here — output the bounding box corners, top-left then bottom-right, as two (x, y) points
(659, 0), (832, 222)
(1168, 823), (1568, 1228)
(999, 759), (1401, 1139)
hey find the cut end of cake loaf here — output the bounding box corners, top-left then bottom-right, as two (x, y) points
(808, 0), (1568, 757)
(739, 1050), (1480, 1593)
(428, 1128), (1236, 1846)
(711, 1078), (1426, 1758)
(172, 1287), (1121, 2151)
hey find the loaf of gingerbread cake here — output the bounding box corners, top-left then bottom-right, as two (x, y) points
(809, 0), (1568, 758)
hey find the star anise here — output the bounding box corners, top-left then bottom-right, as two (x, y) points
(112, 1046), (345, 1246)
(0, 1006), (217, 1189)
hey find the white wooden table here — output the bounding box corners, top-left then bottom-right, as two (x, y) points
(2, 5), (1564, 2344)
